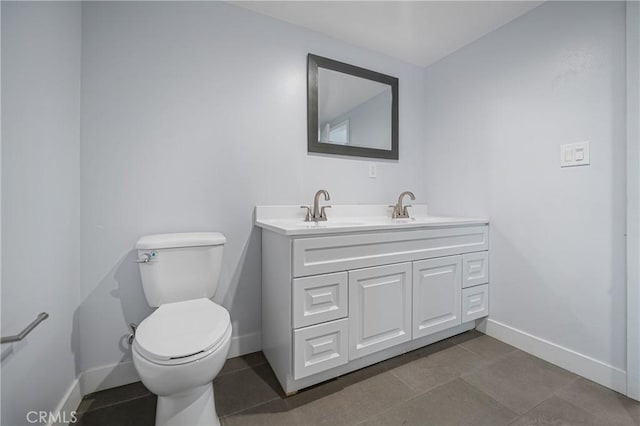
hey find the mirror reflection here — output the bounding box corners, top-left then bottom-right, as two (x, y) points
(318, 68), (392, 150)
(307, 54), (398, 160)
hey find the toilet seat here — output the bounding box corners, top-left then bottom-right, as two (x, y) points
(134, 298), (231, 366)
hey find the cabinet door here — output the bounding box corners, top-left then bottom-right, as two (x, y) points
(413, 256), (462, 339)
(349, 262), (412, 360)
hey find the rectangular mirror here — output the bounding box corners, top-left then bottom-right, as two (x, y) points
(307, 54), (399, 160)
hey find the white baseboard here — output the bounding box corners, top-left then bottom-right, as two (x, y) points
(49, 377), (82, 426)
(80, 360), (140, 395)
(478, 318), (627, 394)
(228, 331), (262, 358)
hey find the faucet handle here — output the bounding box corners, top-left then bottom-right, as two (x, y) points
(320, 205), (332, 220)
(300, 206), (311, 222)
(402, 205), (412, 216)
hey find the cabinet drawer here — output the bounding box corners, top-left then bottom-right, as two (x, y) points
(293, 272), (348, 328)
(293, 318), (348, 380)
(462, 284), (489, 322)
(462, 251), (489, 288)
(293, 226), (488, 277)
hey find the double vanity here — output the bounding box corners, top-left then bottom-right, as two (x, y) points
(256, 197), (490, 394)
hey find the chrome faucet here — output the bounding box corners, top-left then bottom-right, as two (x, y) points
(390, 191), (415, 218)
(301, 190), (331, 222)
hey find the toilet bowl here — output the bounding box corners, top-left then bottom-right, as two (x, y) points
(133, 299), (231, 426)
(132, 233), (230, 426)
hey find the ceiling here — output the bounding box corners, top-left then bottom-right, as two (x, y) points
(234, 1), (542, 68)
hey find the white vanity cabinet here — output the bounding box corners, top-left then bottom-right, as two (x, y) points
(257, 209), (490, 394)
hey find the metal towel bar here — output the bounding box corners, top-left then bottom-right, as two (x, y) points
(1, 312), (49, 344)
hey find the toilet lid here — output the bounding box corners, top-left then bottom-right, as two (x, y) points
(135, 298), (231, 364)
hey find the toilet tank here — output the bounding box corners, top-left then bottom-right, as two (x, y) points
(135, 232), (226, 307)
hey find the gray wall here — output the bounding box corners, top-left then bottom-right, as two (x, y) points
(423, 1), (626, 370)
(80, 1), (426, 373)
(1, 2), (81, 424)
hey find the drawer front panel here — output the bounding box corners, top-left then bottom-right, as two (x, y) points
(293, 318), (348, 380)
(293, 272), (348, 328)
(462, 284), (489, 322)
(462, 251), (489, 288)
(293, 226), (488, 277)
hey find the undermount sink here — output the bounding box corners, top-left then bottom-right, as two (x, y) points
(255, 205), (488, 236)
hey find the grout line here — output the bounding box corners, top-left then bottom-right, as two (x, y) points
(354, 386), (430, 426)
(220, 395), (282, 418)
(217, 354), (268, 378)
(217, 360), (267, 378)
(506, 392), (559, 426)
(551, 377), (639, 425)
(78, 392), (153, 414)
(453, 337), (520, 360)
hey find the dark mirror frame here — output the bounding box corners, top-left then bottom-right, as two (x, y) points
(307, 54), (399, 160)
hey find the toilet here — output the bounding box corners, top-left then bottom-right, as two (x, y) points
(132, 232), (232, 426)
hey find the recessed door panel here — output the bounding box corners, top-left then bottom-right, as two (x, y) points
(294, 318), (348, 380)
(349, 262), (412, 360)
(462, 284), (489, 322)
(293, 272), (348, 328)
(413, 256), (462, 339)
(462, 251), (489, 288)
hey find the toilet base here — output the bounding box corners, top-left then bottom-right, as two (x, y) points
(156, 383), (219, 426)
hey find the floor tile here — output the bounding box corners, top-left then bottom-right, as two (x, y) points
(449, 330), (519, 360)
(284, 366), (417, 425)
(77, 382), (151, 414)
(462, 350), (577, 414)
(219, 352), (267, 377)
(447, 329), (486, 344)
(222, 398), (299, 426)
(387, 339), (490, 392)
(75, 394), (156, 426)
(555, 377), (640, 425)
(214, 363), (282, 416)
(378, 338), (455, 371)
(510, 396), (602, 426)
(360, 378), (517, 426)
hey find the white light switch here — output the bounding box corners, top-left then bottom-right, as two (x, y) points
(560, 142), (590, 167)
(368, 163), (377, 178)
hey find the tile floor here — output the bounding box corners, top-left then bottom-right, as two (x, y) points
(75, 331), (640, 426)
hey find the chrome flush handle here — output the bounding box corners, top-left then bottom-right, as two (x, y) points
(135, 251), (157, 263)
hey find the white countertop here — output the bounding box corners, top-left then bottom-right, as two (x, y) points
(255, 205), (489, 236)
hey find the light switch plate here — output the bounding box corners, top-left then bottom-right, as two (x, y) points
(560, 142), (590, 167)
(368, 163), (377, 178)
